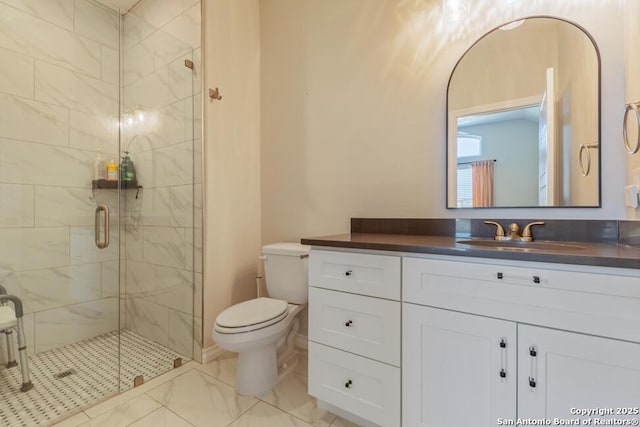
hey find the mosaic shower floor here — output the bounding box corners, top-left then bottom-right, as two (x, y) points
(0, 330), (187, 427)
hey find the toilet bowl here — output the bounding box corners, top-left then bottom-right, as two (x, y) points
(212, 243), (310, 396)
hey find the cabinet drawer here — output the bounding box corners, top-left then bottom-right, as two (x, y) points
(309, 250), (400, 300)
(403, 256), (640, 298)
(309, 342), (400, 427)
(309, 287), (400, 366)
(403, 256), (640, 343)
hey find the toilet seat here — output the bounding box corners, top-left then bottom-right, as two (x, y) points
(214, 297), (289, 334)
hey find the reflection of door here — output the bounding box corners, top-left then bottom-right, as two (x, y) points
(538, 67), (556, 205)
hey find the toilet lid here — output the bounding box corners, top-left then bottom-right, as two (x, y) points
(216, 297), (289, 329)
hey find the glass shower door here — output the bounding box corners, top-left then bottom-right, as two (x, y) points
(0, 0), (122, 425)
(120, 0), (200, 384)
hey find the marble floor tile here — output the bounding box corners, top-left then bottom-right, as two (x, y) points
(83, 360), (195, 419)
(128, 407), (194, 427)
(194, 352), (238, 387)
(329, 417), (361, 427)
(229, 402), (314, 427)
(67, 350), (345, 427)
(146, 369), (258, 427)
(295, 350), (308, 378)
(258, 373), (336, 427)
(52, 411), (90, 427)
(78, 394), (161, 427)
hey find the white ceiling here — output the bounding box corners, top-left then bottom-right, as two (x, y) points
(458, 106), (539, 128)
(94, 0), (140, 13)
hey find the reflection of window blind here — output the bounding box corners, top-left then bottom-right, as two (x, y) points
(457, 165), (473, 207)
(457, 133), (482, 158)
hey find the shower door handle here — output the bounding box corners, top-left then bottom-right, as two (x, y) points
(94, 205), (110, 249)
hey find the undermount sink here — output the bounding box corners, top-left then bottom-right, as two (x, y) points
(456, 239), (586, 252)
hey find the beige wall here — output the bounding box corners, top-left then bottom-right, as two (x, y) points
(624, 0), (640, 219)
(449, 19), (558, 111)
(203, 0), (261, 349)
(261, 0), (626, 257)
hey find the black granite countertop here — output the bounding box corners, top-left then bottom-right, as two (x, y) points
(301, 218), (640, 270)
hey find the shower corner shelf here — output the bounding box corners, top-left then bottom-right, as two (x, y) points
(91, 179), (142, 190)
(91, 180), (143, 199)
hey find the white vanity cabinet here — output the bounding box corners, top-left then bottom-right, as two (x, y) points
(403, 255), (640, 427)
(308, 249), (402, 427)
(517, 325), (640, 421)
(403, 304), (517, 426)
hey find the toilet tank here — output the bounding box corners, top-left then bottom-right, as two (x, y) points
(262, 243), (310, 304)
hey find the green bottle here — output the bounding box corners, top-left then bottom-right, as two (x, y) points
(120, 151), (136, 184)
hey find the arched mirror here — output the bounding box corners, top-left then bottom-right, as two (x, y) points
(446, 17), (600, 208)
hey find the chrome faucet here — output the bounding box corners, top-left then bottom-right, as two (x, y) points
(484, 221), (545, 242)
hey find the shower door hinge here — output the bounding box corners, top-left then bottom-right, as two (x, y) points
(133, 375), (144, 387)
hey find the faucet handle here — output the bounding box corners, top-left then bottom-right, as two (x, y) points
(521, 221), (545, 242)
(484, 221), (506, 240)
(508, 223), (520, 235)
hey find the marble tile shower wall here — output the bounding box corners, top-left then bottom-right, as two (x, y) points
(0, 0), (121, 359)
(121, 0), (202, 361)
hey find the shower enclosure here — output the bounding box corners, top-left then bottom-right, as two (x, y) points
(0, 0), (203, 425)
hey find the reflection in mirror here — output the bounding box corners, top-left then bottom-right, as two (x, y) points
(447, 17), (600, 208)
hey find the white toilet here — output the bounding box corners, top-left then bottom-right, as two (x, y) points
(212, 242), (310, 395)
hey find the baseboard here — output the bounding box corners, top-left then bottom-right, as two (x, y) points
(201, 344), (225, 364)
(294, 334), (308, 351)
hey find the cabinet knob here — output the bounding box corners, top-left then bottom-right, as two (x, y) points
(345, 320), (353, 327)
(500, 369), (507, 378)
(345, 379), (353, 388)
(529, 378), (537, 388)
(344, 270), (353, 277)
(497, 272), (503, 279)
(532, 276), (541, 284)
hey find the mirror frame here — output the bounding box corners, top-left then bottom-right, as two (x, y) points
(445, 16), (602, 209)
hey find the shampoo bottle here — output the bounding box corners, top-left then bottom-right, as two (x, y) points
(106, 160), (118, 181)
(120, 151), (136, 183)
(93, 150), (106, 180)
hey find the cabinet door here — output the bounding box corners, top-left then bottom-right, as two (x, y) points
(403, 305), (516, 427)
(518, 325), (640, 421)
